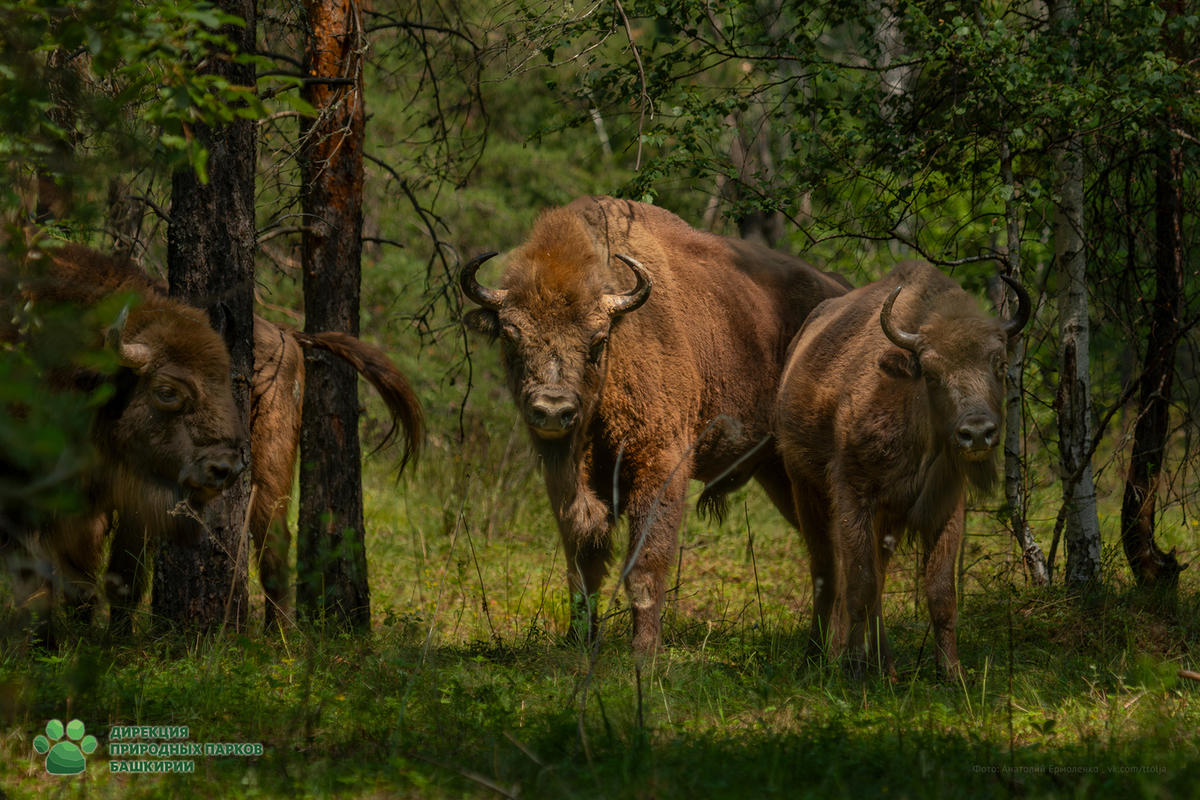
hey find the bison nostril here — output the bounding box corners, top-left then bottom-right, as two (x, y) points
(527, 393), (580, 433)
(203, 457), (242, 488)
(957, 419), (998, 450)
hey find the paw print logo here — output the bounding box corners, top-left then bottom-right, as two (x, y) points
(32, 719), (98, 775)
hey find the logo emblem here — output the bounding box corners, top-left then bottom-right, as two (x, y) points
(33, 719), (98, 775)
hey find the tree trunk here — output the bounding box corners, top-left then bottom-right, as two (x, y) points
(998, 132), (1049, 586)
(1053, 130), (1102, 587)
(295, 0), (370, 630)
(1119, 143), (1184, 590)
(1049, 0), (1102, 587)
(155, 0), (256, 632)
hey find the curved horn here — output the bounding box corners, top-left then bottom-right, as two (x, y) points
(879, 284), (922, 353)
(106, 302), (152, 371)
(604, 254), (653, 316)
(999, 274), (1031, 338)
(459, 251), (506, 310)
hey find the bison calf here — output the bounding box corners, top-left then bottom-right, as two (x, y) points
(775, 261), (1029, 679)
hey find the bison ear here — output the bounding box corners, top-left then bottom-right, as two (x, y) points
(878, 348), (920, 380)
(463, 308), (500, 340)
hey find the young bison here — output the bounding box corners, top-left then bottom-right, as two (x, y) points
(775, 261), (1029, 678)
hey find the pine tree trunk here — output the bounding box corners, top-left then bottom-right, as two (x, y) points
(155, 0), (256, 632)
(295, 0), (370, 630)
(1119, 143), (1184, 590)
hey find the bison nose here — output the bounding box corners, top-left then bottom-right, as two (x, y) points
(202, 453), (245, 489)
(526, 390), (579, 437)
(956, 416), (999, 452)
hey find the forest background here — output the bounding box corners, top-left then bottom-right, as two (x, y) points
(1, 0), (1198, 797)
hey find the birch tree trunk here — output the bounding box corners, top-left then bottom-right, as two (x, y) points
(295, 0), (371, 630)
(998, 132), (1049, 586)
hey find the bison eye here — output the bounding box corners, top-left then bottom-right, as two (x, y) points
(152, 382), (185, 412)
(588, 333), (608, 364)
(500, 323), (521, 344)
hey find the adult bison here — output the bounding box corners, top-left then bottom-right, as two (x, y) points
(3, 242), (422, 635)
(461, 196), (848, 652)
(2, 243), (246, 639)
(775, 260), (1030, 679)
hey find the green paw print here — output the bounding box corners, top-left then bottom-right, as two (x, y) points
(33, 719), (98, 775)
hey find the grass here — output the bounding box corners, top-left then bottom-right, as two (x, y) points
(2, 411), (1198, 799)
(5, 251), (1198, 798)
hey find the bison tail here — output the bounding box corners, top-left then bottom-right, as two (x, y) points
(291, 331), (424, 474)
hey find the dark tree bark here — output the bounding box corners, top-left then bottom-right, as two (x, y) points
(154, 0), (256, 632)
(1120, 143), (1185, 590)
(295, 0), (370, 630)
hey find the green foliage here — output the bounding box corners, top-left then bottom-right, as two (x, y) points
(0, 231), (125, 526)
(0, 0), (266, 210)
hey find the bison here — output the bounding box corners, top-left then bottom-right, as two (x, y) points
(775, 260), (1030, 679)
(2, 243), (247, 639)
(3, 242), (423, 635)
(461, 196), (848, 652)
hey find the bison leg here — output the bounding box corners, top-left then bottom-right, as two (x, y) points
(833, 488), (887, 679)
(754, 455), (801, 530)
(623, 461), (689, 655)
(923, 498), (964, 681)
(563, 533), (612, 644)
(790, 479), (835, 659)
(871, 517), (899, 681)
(7, 516), (107, 645)
(104, 518), (151, 636)
(250, 486), (294, 630)
(547, 464), (614, 646)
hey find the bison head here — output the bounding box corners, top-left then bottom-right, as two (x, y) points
(460, 250), (651, 448)
(878, 275), (1030, 471)
(96, 302), (247, 507)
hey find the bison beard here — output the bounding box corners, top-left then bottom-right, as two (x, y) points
(2, 243), (423, 638)
(462, 196), (849, 653)
(776, 260), (1030, 679)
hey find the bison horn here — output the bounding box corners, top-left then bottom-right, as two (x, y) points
(880, 284), (922, 353)
(106, 302), (153, 371)
(999, 274), (1031, 338)
(604, 254), (653, 316)
(460, 251), (506, 310)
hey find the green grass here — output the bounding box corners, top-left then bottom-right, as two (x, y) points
(5, 234), (1198, 798)
(2, 421), (1198, 799)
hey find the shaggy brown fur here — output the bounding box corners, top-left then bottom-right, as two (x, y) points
(463, 196), (848, 652)
(3, 243), (246, 639)
(4, 243), (423, 634)
(775, 261), (1028, 679)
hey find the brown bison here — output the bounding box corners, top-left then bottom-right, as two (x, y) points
(3, 243), (247, 637)
(775, 260), (1030, 678)
(3, 243), (422, 634)
(461, 196), (848, 652)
